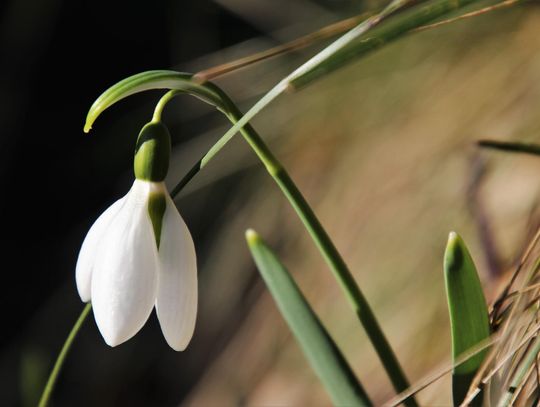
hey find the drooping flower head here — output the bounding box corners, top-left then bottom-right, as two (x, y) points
(76, 121), (197, 351)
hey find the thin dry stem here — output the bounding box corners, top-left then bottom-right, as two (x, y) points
(412, 0), (520, 33)
(193, 0), (523, 83)
(194, 12), (372, 83)
(385, 335), (500, 406)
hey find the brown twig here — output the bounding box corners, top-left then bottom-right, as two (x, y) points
(193, 12), (372, 83)
(193, 0), (523, 83)
(412, 0), (520, 33)
(463, 228), (540, 404)
(491, 227), (540, 323)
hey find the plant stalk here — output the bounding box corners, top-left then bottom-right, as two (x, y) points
(170, 88), (415, 403)
(38, 303), (92, 407)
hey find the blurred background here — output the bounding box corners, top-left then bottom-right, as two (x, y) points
(1, 0), (540, 405)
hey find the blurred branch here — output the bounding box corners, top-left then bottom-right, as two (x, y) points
(478, 140), (540, 156)
(467, 154), (502, 278)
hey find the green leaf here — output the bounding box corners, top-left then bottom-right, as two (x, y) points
(84, 70), (227, 133)
(84, 70), (414, 402)
(444, 232), (490, 406)
(246, 230), (371, 407)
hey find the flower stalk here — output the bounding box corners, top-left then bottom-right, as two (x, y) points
(38, 304), (92, 407)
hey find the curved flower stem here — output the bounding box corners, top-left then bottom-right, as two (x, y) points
(167, 89), (415, 403)
(153, 90), (179, 123)
(38, 303), (92, 407)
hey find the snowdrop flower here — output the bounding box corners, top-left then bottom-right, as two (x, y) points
(76, 121), (197, 351)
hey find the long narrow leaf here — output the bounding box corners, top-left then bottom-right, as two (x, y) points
(246, 230), (372, 407)
(290, 0), (492, 90)
(444, 232), (491, 406)
(83, 70), (227, 133)
(86, 70), (414, 403)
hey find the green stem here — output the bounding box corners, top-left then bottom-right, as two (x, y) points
(175, 0), (411, 181)
(168, 89), (415, 403)
(152, 90), (179, 122)
(182, 0), (500, 171)
(38, 303), (92, 407)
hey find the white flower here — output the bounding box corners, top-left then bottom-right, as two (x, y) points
(75, 179), (197, 351)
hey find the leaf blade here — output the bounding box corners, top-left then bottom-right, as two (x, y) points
(444, 232), (491, 406)
(290, 0), (485, 90)
(83, 70), (226, 133)
(246, 229), (371, 407)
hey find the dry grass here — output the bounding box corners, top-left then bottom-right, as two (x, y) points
(166, 6), (540, 405)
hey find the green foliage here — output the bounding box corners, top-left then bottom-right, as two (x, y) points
(84, 72), (416, 401)
(83, 71), (226, 133)
(246, 230), (372, 407)
(444, 232), (490, 406)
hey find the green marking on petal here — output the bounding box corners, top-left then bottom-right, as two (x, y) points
(147, 192), (167, 249)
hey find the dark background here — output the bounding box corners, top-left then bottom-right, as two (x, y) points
(0, 1), (267, 405)
(1, 0), (369, 405)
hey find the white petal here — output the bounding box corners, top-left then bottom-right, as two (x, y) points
(91, 180), (159, 347)
(76, 196), (126, 302)
(156, 195), (197, 351)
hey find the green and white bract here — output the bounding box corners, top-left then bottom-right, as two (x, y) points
(76, 179), (197, 351)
